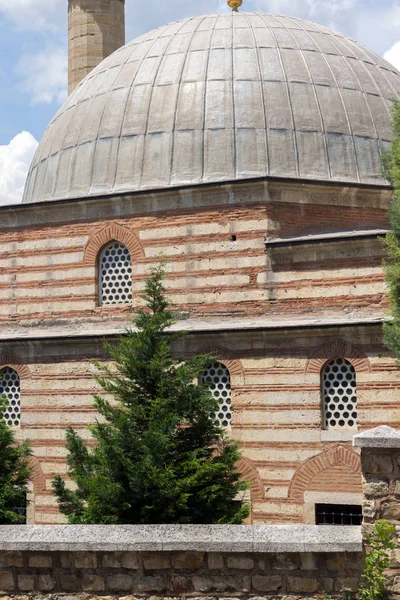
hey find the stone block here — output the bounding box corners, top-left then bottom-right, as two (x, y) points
(73, 551), (97, 569)
(391, 549), (400, 568)
(227, 555), (254, 570)
(37, 573), (56, 592)
(335, 577), (359, 592)
(18, 574), (35, 592)
(273, 553), (299, 570)
(82, 573), (105, 592)
(60, 573), (80, 592)
(192, 575), (240, 592)
(320, 578), (334, 593)
(300, 553), (318, 571)
(108, 574), (134, 592)
(362, 452), (393, 474)
(208, 553), (224, 570)
(258, 558), (266, 570)
(287, 577), (319, 593)
(0, 571), (14, 591)
(382, 502), (400, 521)
(363, 479), (389, 497)
(170, 575), (192, 593)
(243, 575), (251, 592)
(60, 553), (72, 568)
(122, 553), (139, 569)
(29, 554), (52, 568)
(0, 552), (23, 568)
(173, 551), (205, 569)
(395, 481), (400, 496)
(363, 500), (377, 519)
(137, 575), (165, 592)
(326, 554), (348, 571)
(103, 553), (122, 568)
(391, 576), (400, 593)
(252, 575), (282, 592)
(143, 553), (171, 570)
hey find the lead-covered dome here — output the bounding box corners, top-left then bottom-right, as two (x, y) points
(23, 12), (400, 203)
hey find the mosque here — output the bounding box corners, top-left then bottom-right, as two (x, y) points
(1, 0), (400, 524)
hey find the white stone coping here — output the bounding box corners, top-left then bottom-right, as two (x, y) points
(0, 525), (362, 553)
(353, 425), (400, 448)
(0, 313), (385, 342)
(265, 228), (390, 246)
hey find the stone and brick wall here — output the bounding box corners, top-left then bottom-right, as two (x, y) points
(18, 323), (400, 524)
(0, 180), (390, 331)
(0, 179), (395, 524)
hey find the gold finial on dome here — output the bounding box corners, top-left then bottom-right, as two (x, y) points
(228, 0), (242, 11)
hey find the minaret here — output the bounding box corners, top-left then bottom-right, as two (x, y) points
(68, 0), (125, 94)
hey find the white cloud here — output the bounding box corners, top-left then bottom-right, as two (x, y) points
(384, 41), (400, 72)
(17, 44), (67, 105)
(0, 132), (38, 205)
(0, 0), (63, 31)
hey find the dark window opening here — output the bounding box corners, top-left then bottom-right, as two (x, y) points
(315, 503), (362, 525)
(13, 492), (27, 524)
(231, 235), (237, 242)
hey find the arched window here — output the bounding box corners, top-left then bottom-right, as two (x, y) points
(0, 367), (21, 427)
(201, 362), (232, 428)
(98, 241), (133, 306)
(322, 358), (357, 430)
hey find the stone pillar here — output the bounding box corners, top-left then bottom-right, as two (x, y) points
(353, 425), (400, 530)
(354, 426), (400, 595)
(68, 0), (125, 94)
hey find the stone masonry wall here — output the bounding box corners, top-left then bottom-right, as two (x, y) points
(0, 180), (390, 332)
(0, 549), (364, 597)
(354, 425), (400, 597)
(68, 0), (125, 93)
(0, 178), (394, 525)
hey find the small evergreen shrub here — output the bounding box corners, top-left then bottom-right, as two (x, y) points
(0, 397), (32, 524)
(53, 265), (249, 524)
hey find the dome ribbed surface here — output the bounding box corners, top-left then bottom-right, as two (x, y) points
(23, 12), (400, 203)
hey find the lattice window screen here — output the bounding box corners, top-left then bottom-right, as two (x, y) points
(201, 362), (232, 428)
(322, 358), (357, 429)
(0, 367), (21, 427)
(99, 241), (133, 306)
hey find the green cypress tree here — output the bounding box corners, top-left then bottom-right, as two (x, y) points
(382, 101), (400, 358)
(53, 266), (249, 524)
(0, 398), (32, 524)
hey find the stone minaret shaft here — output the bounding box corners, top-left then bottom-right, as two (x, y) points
(68, 0), (125, 94)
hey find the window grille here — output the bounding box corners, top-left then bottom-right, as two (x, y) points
(0, 367), (21, 427)
(201, 362), (232, 428)
(315, 504), (362, 526)
(322, 358), (357, 429)
(99, 241), (133, 306)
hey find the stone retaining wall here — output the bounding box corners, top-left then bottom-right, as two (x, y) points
(0, 549), (364, 597)
(0, 525), (363, 598)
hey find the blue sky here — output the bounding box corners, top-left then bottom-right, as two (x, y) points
(1, 0), (400, 204)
